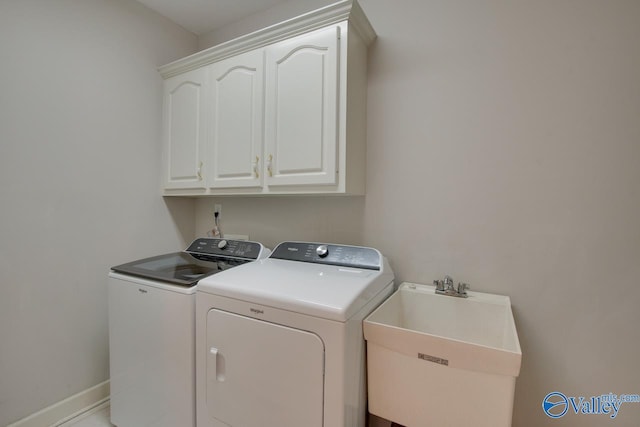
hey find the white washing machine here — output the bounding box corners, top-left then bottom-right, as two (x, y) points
(196, 241), (395, 427)
(108, 238), (269, 427)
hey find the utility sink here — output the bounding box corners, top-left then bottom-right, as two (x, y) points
(364, 282), (522, 427)
(364, 281), (521, 377)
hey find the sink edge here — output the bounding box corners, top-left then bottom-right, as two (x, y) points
(364, 319), (522, 378)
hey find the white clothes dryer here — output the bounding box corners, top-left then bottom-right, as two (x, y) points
(196, 241), (395, 427)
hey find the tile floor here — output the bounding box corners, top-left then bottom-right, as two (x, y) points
(61, 405), (113, 427)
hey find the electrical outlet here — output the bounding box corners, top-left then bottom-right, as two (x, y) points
(214, 204), (222, 216)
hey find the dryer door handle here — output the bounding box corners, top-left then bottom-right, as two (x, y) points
(209, 347), (218, 380)
(208, 347), (225, 381)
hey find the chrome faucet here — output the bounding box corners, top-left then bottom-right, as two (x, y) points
(434, 275), (470, 298)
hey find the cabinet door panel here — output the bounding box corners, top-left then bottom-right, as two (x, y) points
(163, 68), (207, 189)
(209, 50), (264, 188)
(265, 26), (339, 187)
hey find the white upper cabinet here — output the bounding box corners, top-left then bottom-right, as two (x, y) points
(162, 68), (207, 190)
(159, 0), (375, 196)
(208, 50), (264, 189)
(264, 26), (339, 188)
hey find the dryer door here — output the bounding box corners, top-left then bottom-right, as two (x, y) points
(206, 309), (324, 427)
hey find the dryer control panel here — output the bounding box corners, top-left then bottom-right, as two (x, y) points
(270, 242), (381, 270)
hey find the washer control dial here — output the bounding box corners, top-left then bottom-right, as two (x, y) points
(217, 239), (228, 250)
(316, 245), (329, 258)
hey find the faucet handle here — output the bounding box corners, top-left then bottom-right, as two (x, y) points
(434, 279), (445, 291)
(443, 275), (454, 290)
(457, 282), (470, 295)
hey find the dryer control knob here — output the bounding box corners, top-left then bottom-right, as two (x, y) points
(217, 239), (228, 250)
(316, 245), (329, 258)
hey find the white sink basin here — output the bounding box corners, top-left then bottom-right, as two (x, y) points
(364, 281), (521, 377)
(364, 282), (522, 427)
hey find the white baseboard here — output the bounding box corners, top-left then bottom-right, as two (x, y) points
(8, 381), (110, 427)
(55, 399), (110, 427)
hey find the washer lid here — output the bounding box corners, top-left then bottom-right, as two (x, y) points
(197, 257), (394, 322)
(110, 238), (269, 287)
(111, 252), (221, 287)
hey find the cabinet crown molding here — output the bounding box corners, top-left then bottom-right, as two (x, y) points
(158, 0), (375, 79)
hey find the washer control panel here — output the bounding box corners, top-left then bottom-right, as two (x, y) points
(186, 238), (263, 260)
(270, 242), (381, 270)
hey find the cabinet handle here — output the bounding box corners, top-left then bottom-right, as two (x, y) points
(267, 154), (273, 177)
(197, 161), (203, 181)
(253, 156), (260, 178)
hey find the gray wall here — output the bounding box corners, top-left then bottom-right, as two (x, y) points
(0, 0), (197, 424)
(195, 1), (640, 426)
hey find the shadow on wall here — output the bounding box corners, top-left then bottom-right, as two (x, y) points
(194, 196), (366, 249)
(163, 197), (197, 246)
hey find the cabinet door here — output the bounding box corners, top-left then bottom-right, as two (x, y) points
(265, 25), (340, 187)
(205, 309), (324, 427)
(163, 68), (207, 189)
(208, 50), (264, 189)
